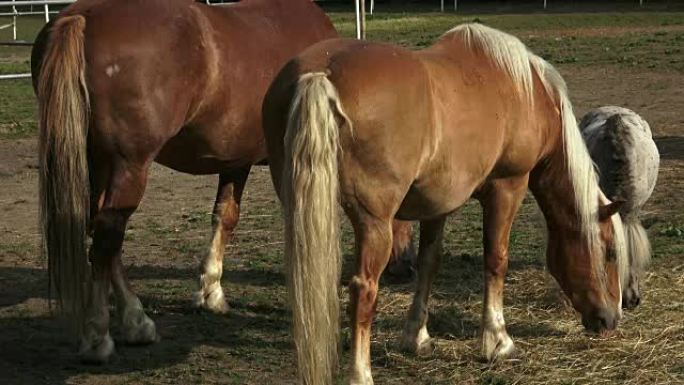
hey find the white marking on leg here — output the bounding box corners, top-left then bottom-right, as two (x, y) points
(193, 203), (228, 313)
(481, 304), (514, 361)
(120, 296), (158, 345)
(349, 329), (374, 385)
(80, 280), (115, 363)
(401, 297), (432, 354)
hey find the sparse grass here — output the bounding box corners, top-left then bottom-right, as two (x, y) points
(0, 6), (683, 385)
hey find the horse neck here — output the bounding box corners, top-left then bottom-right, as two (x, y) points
(529, 141), (585, 234)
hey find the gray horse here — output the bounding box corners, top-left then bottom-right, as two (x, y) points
(580, 106), (659, 309)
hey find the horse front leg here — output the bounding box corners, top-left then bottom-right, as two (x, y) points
(193, 167), (250, 313)
(478, 175), (528, 362)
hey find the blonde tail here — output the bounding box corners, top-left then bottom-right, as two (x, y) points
(36, 15), (90, 334)
(623, 216), (651, 273)
(282, 73), (348, 385)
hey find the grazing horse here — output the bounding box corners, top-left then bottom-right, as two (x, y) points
(263, 23), (629, 384)
(580, 106), (659, 309)
(31, 0), (352, 364)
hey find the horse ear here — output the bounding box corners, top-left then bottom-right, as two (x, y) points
(599, 200), (625, 221)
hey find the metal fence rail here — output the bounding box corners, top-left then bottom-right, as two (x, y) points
(0, 0), (239, 80)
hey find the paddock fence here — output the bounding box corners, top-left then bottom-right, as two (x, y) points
(0, 0), (238, 80)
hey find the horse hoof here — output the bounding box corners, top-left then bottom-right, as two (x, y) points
(349, 367), (374, 385)
(400, 325), (433, 356)
(123, 312), (159, 345)
(192, 287), (229, 314)
(80, 333), (115, 364)
(482, 335), (516, 362)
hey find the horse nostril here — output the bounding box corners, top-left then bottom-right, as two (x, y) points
(583, 309), (617, 333)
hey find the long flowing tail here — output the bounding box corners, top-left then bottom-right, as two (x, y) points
(281, 73), (348, 385)
(623, 216), (651, 273)
(36, 15), (90, 334)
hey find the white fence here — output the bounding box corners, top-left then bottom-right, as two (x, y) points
(0, 0), (75, 39)
(0, 0), (236, 80)
(0, 0), (75, 79)
(368, 0), (647, 14)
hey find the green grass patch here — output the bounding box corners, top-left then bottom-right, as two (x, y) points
(1, 12), (682, 139)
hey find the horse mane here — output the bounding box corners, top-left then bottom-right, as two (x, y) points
(443, 23), (628, 285)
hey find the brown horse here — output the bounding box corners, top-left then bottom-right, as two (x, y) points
(263, 23), (629, 384)
(31, 0), (416, 364)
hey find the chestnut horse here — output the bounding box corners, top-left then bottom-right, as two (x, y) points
(263, 23), (629, 384)
(32, 0), (418, 364)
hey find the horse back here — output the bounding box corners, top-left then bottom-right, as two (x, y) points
(580, 107), (660, 212)
(33, 0), (336, 173)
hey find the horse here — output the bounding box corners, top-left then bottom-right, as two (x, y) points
(580, 106), (659, 309)
(262, 23), (629, 384)
(30, 0), (375, 364)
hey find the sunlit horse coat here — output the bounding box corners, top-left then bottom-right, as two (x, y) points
(264, 23), (628, 385)
(580, 106), (659, 308)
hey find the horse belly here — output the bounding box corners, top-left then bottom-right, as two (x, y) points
(155, 122), (265, 175)
(395, 171), (480, 220)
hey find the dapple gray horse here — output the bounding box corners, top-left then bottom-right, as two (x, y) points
(580, 106), (659, 309)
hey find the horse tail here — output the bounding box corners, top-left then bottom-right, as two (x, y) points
(622, 215), (651, 273)
(36, 15), (90, 334)
(282, 72), (347, 385)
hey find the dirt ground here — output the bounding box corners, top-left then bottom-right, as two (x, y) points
(1, 15), (683, 385)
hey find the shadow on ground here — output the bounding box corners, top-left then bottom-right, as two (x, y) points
(655, 136), (684, 161)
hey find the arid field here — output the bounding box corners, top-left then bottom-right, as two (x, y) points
(1, 5), (683, 385)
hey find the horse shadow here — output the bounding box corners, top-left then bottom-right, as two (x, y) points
(0, 247), (563, 384)
(0, 264), (292, 385)
(655, 135), (684, 161)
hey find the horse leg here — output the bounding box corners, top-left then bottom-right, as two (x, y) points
(111, 253), (158, 345)
(478, 176), (528, 362)
(348, 216), (394, 385)
(81, 163), (149, 363)
(621, 215), (649, 309)
(384, 220), (417, 282)
(400, 217), (446, 354)
(193, 167), (250, 313)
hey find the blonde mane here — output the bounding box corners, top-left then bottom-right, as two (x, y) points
(443, 23), (628, 285)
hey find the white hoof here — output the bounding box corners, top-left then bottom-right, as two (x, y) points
(481, 329), (515, 362)
(122, 310), (159, 345)
(192, 286), (229, 314)
(79, 333), (115, 364)
(400, 324), (433, 355)
(349, 366), (374, 385)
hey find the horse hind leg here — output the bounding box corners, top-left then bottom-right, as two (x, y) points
(348, 215), (394, 385)
(112, 248), (158, 345)
(81, 162), (152, 362)
(621, 214), (650, 309)
(193, 167), (250, 313)
(478, 176), (528, 362)
(400, 217), (446, 355)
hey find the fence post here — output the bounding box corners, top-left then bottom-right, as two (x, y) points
(12, 0), (17, 40)
(441, 0), (444, 12)
(454, 0), (457, 11)
(544, 0), (547, 10)
(43, 3), (49, 22)
(355, 0), (361, 39)
(369, 0), (374, 15)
